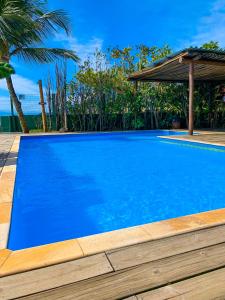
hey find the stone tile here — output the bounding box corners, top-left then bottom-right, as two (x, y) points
(10, 144), (19, 153)
(78, 226), (151, 256)
(0, 223), (10, 249)
(2, 164), (16, 172)
(143, 214), (205, 240)
(0, 177), (14, 203)
(0, 239), (83, 276)
(0, 171), (16, 182)
(4, 157), (17, 167)
(195, 209), (225, 225)
(0, 159), (5, 168)
(0, 249), (11, 268)
(0, 135), (16, 177)
(7, 152), (18, 159)
(0, 203), (12, 224)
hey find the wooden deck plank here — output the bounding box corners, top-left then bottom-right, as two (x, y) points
(136, 267), (225, 299)
(136, 286), (180, 300)
(0, 253), (113, 300)
(107, 223), (225, 270)
(15, 242), (225, 300)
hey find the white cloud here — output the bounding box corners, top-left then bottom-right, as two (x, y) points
(0, 74), (38, 95)
(54, 34), (104, 62)
(189, 0), (225, 47)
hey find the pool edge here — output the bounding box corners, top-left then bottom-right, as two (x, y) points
(159, 134), (225, 147)
(0, 135), (20, 250)
(1, 131), (225, 277)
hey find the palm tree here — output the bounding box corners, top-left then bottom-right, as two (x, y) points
(0, 62), (15, 79)
(0, 0), (79, 133)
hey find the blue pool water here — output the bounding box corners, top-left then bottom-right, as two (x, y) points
(8, 130), (225, 250)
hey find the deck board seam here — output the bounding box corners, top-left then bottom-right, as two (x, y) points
(11, 242), (225, 300)
(105, 251), (116, 272)
(0, 251), (11, 270)
(76, 240), (85, 256)
(132, 263), (225, 299)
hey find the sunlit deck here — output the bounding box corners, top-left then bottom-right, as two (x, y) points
(163, 130), (225, 147)
(1, 131), (225, 300)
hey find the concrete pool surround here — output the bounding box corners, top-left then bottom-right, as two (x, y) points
(1, 131), (225, 277)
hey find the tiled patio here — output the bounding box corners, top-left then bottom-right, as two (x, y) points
(0, 134), (15, 175)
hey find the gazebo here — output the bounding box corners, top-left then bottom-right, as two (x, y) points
(128, 48), (225, 135)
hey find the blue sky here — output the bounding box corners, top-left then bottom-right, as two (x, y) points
(1, 0), (225, 114)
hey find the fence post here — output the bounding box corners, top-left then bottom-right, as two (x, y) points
(9, 96), (16, 132)
(38, 80), (48, 132)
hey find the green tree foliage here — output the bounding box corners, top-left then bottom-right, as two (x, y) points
(67, 43), (225, 131)
(0, 62), (15, 79)
(201, 41), (220, 50)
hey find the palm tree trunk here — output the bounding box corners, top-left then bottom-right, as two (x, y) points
(6, 76), (29, 133)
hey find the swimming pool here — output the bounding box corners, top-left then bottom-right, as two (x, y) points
(8, 130), (225, 250)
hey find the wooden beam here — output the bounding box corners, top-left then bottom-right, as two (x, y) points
(179, 57), (225, 67)
(38, 80), (48, 133)
(188, 62), (194, 135)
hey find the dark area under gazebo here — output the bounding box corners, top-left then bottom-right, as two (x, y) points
(128, 48), (225, 135)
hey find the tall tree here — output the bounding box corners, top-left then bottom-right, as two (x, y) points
(201, 41), (220, 50)
(0, 0), (79, 133)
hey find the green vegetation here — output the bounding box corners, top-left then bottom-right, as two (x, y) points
(64, 44), (224, 132)
(0, 62), (15, 79)
(201, 41), (220, 50)
(0, 0), (78, 133)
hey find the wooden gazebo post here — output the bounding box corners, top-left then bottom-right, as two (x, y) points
(188, 61), (194, 135)
(128, 48), (225, 135)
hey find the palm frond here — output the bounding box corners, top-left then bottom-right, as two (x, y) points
(0, 1), (79, 65)
(0, 0), (43, 45)
(11, 47), (79, 63)
(34, 10), (71, 36)
(0, 1), (71, 45)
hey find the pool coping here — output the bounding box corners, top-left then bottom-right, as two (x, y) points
(1, 131), (225, 277)
(159, 134), (225, 148)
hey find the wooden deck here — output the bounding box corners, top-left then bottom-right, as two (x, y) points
(1, 131), (225, 300)
(2, 223), (225, 299)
